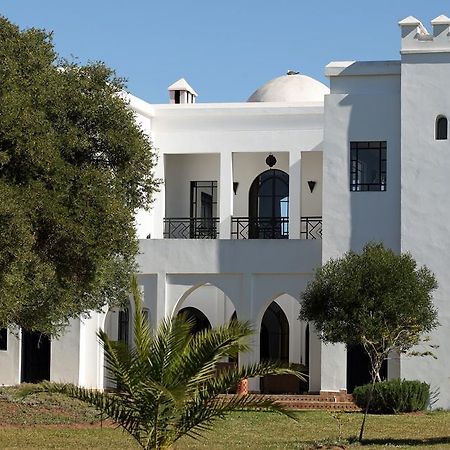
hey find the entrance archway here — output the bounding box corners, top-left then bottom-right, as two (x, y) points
(260, 301), (300, 394)
(248, 169), (289, 239)
(260, 302), (289, 362)
(21, 331), (51, 383)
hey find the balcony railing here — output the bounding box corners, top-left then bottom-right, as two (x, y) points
(163, 217), (219, 239)
(231, 216), (322, 240)
(300, 216), (322, 240)
(231, 217), (289, 239)
(163, 216), (322, 240)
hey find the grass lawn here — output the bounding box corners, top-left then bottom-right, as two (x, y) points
(0, 386), (449, 449)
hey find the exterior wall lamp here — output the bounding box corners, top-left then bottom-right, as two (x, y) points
(233, 182), (239, 195)
(308, 181), (316, 193)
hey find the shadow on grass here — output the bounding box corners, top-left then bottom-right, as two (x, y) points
(362, 437), (450, 447)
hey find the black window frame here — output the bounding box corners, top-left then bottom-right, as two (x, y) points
(189, 181), (218, 238)
(350, 141), (387, 192)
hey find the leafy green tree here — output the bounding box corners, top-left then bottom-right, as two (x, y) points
(42, 277), (304, 450)
(299, 242), (438, 441)
(0, 17), (158, 334)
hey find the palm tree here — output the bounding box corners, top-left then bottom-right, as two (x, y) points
(41, 277), (304, 450)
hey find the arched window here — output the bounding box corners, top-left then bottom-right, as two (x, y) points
(248, 169), (289, 239)
(436, 115), (448, 140)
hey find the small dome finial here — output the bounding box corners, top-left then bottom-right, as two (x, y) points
(287, 70), (300, 75)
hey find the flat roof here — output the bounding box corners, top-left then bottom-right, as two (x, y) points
(325, 60), (401, 77)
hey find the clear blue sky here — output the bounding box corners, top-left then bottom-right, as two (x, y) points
(1, 1), (448, 103)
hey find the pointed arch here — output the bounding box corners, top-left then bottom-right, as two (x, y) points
(260, 302), (289, 363)
(172, 282), (237, 329)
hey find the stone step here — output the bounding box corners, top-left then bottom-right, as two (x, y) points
(279, 401), (361, 411)
(262, 394), (355, 403)
(218, 393), (361, 411)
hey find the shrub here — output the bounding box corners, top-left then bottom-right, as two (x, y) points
(353, 379), (430, 414)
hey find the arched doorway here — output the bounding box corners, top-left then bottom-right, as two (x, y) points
(21, 331), (51, 383)
(260, 302), (289, 362)
(260, 302), (298, 393)
(248, 169), (289, 239)
(178, 307), (212, 334)
(347, 344), (388, 393)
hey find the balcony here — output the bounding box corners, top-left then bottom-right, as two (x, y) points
(231, 216), (322, 240)
(163, 216), (322, 239)
(164, 217), (220, 239)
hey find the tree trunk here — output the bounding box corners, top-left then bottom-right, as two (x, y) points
(358, 357), (382, 442)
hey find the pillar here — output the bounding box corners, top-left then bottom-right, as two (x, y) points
(289, 150), (302, 239)
(150, 153), (165, 239)
(308, 325), (347, 393)
(237, 273), (261, 392)
(219, 152), (233, 239)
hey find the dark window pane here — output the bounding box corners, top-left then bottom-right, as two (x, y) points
(259, 178), (274, 196)
(118, 309), (129, 345)
(436, 116), (448, 140)
(0, 329), (6, 351)
(350, 141), (387, 192)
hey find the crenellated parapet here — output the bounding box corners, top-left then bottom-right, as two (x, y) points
(399, 15), (450, 54)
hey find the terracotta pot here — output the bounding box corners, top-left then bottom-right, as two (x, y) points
(236, 378), (249, 395)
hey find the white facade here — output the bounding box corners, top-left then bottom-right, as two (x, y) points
(2, 13), (450, 408)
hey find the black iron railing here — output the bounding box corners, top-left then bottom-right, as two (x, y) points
(300, 216), (322, 240)
(163, 217), (219, 239)
(231, 217), (289, 239)
(231, 216), (322, 240)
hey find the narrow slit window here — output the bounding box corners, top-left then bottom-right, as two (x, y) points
(436, 116), (448, 140)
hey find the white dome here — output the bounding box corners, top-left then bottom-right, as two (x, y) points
(247, 73), (329, 103)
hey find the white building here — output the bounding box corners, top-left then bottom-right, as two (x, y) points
(1, 14), (450, 408)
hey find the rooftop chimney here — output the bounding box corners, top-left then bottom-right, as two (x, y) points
(399, 15), (450, 54)
(431, 15), (450, 41)
(167, 78), (198, 104)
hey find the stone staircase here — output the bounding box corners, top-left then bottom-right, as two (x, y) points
(264, 392), (360, 411)
(219, 392), (360, 411)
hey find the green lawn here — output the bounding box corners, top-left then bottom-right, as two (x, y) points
(0, 387), (449, 449)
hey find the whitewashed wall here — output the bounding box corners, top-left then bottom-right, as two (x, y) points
(399, 20), (450, 408)
(321, 61), (402, 392)
(0, 330), (20, 385)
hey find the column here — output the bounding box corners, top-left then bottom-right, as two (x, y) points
(149, 153), (165, 239)
(309, 325), (347, 393)
(237, 273), (261, 392)
(289, 150), (302, 239)
(219, 152), (233, 239)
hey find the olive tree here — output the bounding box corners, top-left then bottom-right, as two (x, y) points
(0, 16), (158, 334)
(300, 243), (438, 441)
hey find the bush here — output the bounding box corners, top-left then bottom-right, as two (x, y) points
(353, 379), (430, 414)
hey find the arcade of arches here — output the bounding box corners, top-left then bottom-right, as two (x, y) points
(101, 285), (385, 394)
